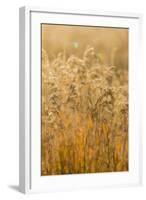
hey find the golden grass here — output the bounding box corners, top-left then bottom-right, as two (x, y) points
(41, 25), (128, 175)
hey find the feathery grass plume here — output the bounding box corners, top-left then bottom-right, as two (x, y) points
(41, 25), (128, 175)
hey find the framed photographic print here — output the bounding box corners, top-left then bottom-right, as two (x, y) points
(19, 6), (142, 193)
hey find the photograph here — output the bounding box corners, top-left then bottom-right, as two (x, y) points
(41, 24), (129, 176)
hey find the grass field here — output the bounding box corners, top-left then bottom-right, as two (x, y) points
(41, 25), (128, 175)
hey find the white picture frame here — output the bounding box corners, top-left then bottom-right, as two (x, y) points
(19, 6), (143, 194)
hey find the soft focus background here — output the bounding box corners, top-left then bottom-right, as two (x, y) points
(0, 0), (145, 200)
(42, 25), (128, 68)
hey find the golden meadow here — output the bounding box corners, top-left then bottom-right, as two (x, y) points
(41, 24), (128, 175)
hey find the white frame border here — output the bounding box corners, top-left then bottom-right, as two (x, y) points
(19, 6), (143, 194)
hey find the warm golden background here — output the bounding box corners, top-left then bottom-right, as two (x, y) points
(41, 24), (128, 175)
